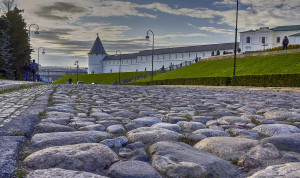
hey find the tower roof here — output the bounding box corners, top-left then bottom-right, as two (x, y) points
(89, 34), (106, 54)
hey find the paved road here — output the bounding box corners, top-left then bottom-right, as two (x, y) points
(1, 84), (300, 177)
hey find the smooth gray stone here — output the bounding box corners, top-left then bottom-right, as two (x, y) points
(193, 129), (230, 137)
(31, 131), (112, 149)
(195, 137), (258, 161)
(151, 123), (181, 133)
(248, 162), (300, 178)
(47, 105), (73, 112)
(96, 120), (121, 128)
(252, 124), (300, 136)
(79, 124), (106, 131)
(127, 127), (182, 146)
(124, 123), (143, 131)
(0, 136), (26, 178)
(24, 143), (119, 172)
(111, 110), (138, 119)
(108, 161), (162, 178)
(41, 117), (70, 126)
(26, 168), (107, 178)
(167, 116), (187, 124)
(133, 117), (161, 126)
(107, 124), (126, 134)
(192, 116), (214, 124)
(46, 111), (74, 118)
(261, 133), (300, 153)
(36, 122), (75, 133)
(217, 116), (251, 125)
(177, 121), (206, 132)
(90, 112), (112, 119)
(100, 136), (128, 148)
(226, 128), (259, 139)
(118, 142), (149, 162)
(149, 141), (241, 178)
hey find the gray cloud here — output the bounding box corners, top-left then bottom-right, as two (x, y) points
(34, 2), (87, 21)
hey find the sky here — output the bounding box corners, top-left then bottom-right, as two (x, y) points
(1, 0), (299, 67)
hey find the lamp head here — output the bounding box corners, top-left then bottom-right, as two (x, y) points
(35, 31), (39, 35)
(146, 34), (149, 40)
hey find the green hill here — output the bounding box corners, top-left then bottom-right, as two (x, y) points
(133, 53), (300, 82)
(53, 71), (153, 84)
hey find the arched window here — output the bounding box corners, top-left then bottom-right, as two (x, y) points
(246, 36), (250, 43)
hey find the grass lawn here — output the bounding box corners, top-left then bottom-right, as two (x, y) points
(53, 71), (153, 84)
(134, 53), (300, 82)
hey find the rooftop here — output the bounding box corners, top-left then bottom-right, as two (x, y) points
(89, 35), (106, 54)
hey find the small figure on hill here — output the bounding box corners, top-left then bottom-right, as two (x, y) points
(169, 63), (173, 70)
(211, 51), (214, 56)
(68, 77), (72, 84)
(180, 63), (182, 68)
(282, 36), (289, 50)
(161, 65), (165, 71)
(23, 62), (30, 81)
(49, 77), (52, 84)
(216, 50), (220, 56)
(30, 59), (39, 81)
(237, 48), (241, 53)
(195, 57), (198, 63)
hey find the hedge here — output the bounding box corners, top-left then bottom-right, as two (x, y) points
(231, 74), (300, 87)
(129, 74), (300, 87)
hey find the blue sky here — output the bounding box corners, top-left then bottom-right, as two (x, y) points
(3, 0), (299, 67)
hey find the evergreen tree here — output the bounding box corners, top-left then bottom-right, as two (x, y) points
(0, 16), (14, 79)
(5, 7), (31, 80)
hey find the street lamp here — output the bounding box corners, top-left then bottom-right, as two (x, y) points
(115, 50), (122, 84)
(146, 30), (154, 80)
(233, 0), (239, 76)
(38, 47), (45, 66)
(28, 24), (39, 42)
(74, 61), (79, 83)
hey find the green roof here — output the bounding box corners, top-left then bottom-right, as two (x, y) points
(290, 33), (300, 37)
(271, 25), (300, 31)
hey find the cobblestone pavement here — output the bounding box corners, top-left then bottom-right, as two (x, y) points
(8, 84), (298, 178)
(0, 85), (52, 127)
(0, 80), (37, 91)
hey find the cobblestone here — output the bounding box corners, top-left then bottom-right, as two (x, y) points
(1, 84), (300, 177)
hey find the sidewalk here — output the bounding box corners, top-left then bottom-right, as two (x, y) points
(161, 85), (300, 93)
(0, 80), (40, 92)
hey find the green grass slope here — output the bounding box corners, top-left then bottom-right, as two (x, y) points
(53, 71), (152, 84)
(134, 53), (300, 82)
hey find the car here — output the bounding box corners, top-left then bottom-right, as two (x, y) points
(77, 81), (84, 84)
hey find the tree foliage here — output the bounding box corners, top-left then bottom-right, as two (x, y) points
(0, 2), (32, 80)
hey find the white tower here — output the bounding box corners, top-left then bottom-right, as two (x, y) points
(88, 34), (106, 74)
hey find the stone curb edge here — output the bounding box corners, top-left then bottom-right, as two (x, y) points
(0, 86), (54, 178)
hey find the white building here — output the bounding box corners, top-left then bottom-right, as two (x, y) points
(240, 25), (300, 52)
(88, 35), (238, 74)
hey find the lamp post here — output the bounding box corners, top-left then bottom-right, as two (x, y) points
(115, 50), (122, 84)
(146, 30), (154, 80)
(28, 24), (39, 42)
(38, 47), (45, 66)
(233, 0), (239, 76)
(74, 61), (79, 83)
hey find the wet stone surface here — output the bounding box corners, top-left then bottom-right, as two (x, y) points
(2, 84), (300, 177)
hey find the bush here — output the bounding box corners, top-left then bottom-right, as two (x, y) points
(231, 74), (300, 87)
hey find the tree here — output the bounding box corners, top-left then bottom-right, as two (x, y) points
(5, 7), (31, 80)
(0, 16), (14, 79)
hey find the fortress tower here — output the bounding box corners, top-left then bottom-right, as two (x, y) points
(88, 34), (106, 74)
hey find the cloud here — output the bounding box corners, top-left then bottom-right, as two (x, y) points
(187, 23), (234, 35)
(213, 0), (236, 6)
(34, 2), (87, 21)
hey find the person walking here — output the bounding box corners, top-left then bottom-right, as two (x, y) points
(68, 77), (72, 84)
(23, 62), (30, 81)
(282, 36), (289, 50)
(30, 59), (39, 81)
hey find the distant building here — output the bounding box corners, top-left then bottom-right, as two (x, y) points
(240, 25), (300, 52)
(39, 66), (87, 81)
(88, 34), (238, 74)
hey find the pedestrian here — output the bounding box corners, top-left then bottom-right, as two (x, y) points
(216, 50), (220, 56)
(161, 65), (165, 71)
(30, 59), (39, 81)
(37, 73), (40, 82)
(211, 51), (214, 56)
(49, 77), (52, 84)
(68, 77), (72, 84)
(23, 62), (30, 81)
(282, 36), (289, 50)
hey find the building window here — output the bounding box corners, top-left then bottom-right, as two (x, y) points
(246, 36), (250, 43)
(182, 53), (184, 58)
(277, 37), (280, 43)
(203, 53), (205, 57)
(176, 54), (177, 59)
(169, 54), (171, 59)
(262, 37), (266, 44)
